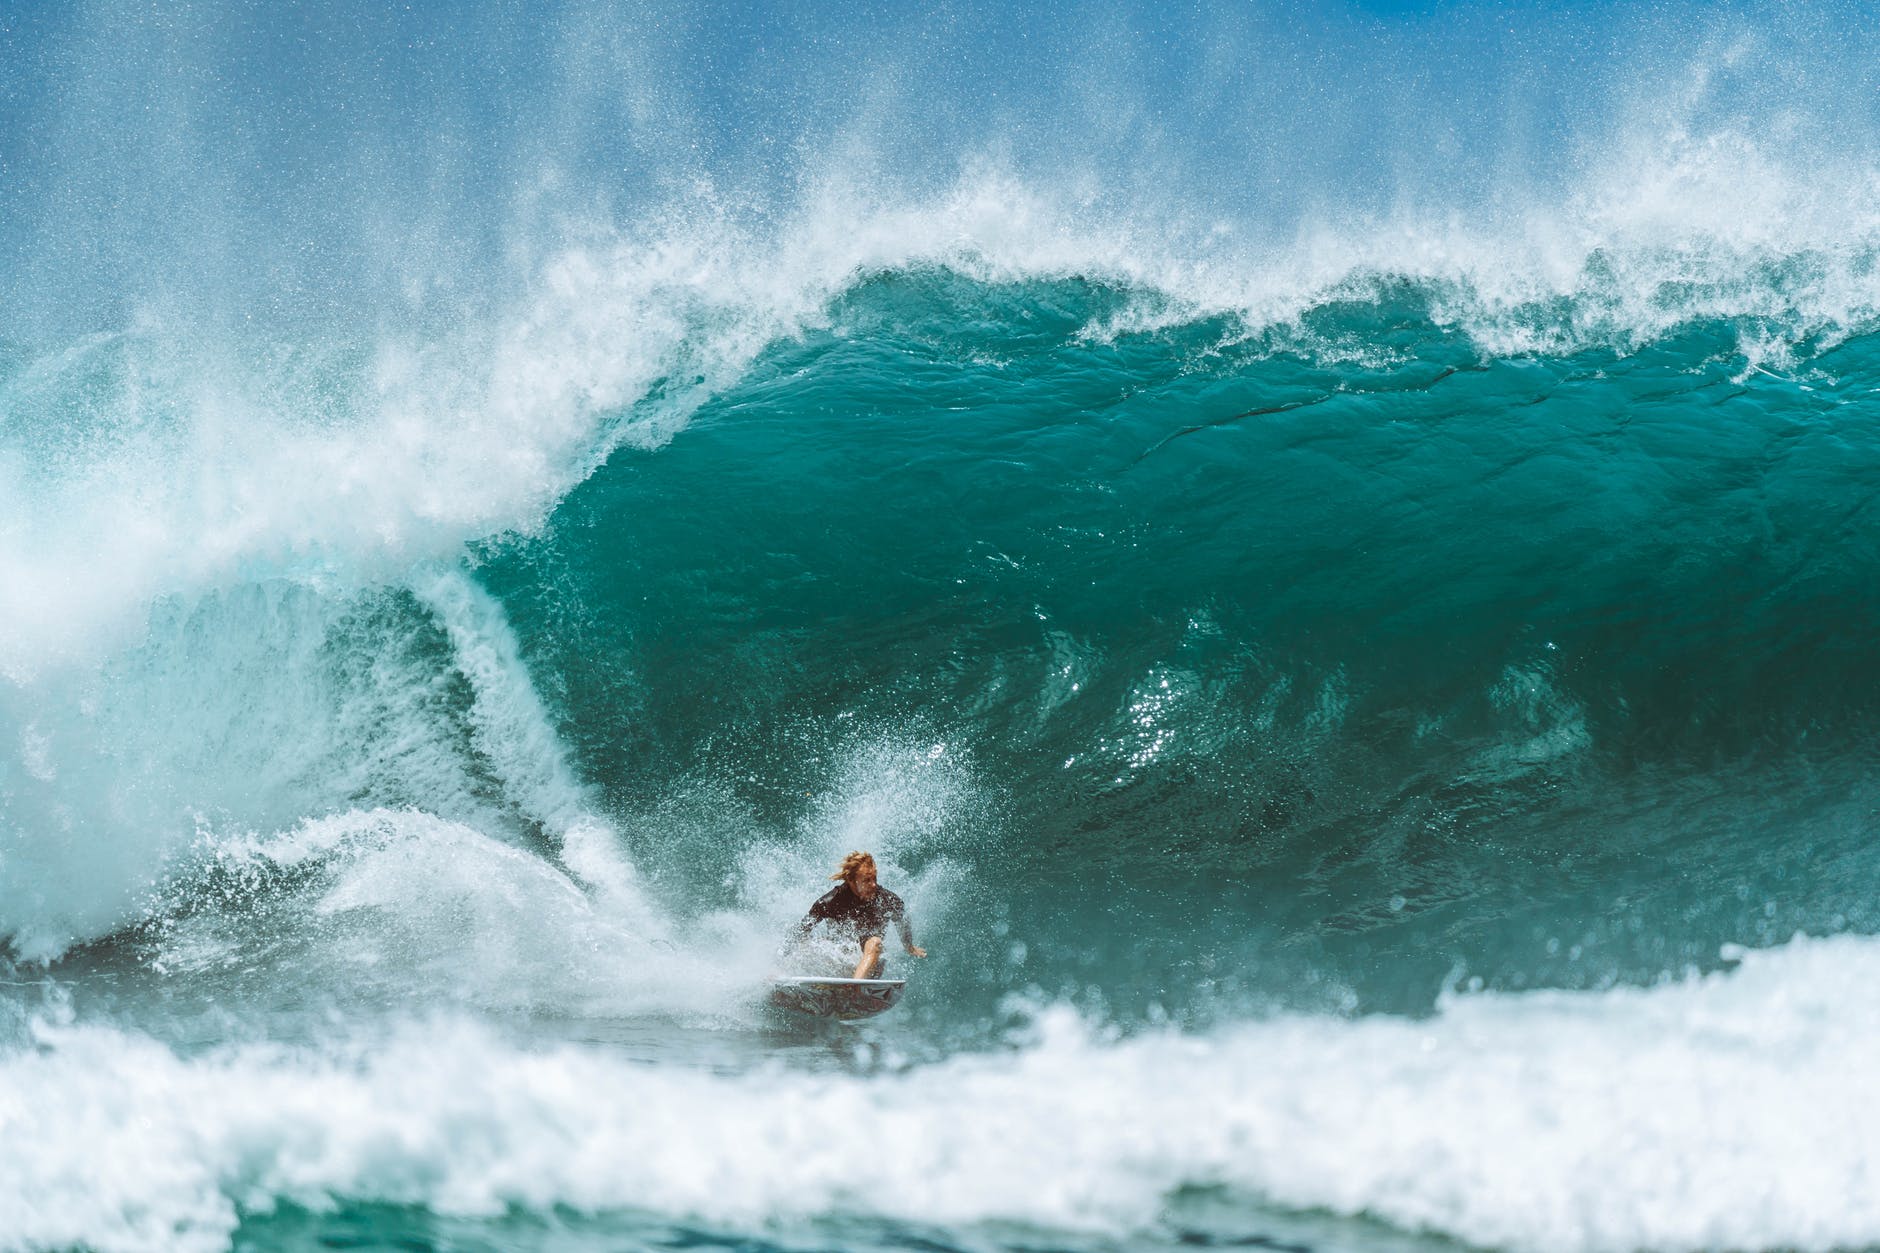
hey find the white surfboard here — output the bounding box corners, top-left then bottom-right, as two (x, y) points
(769, 975), (907, 1021)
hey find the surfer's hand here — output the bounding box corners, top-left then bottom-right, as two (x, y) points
(907, 945), (927, 958)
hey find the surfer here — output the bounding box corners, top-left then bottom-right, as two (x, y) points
(795, 851), (927, 979)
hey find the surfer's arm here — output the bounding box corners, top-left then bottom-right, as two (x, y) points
(792, 889), (840, 943)
(895, 911), (926, 958)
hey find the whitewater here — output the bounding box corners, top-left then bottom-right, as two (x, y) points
(7, 1), (1880, 1250)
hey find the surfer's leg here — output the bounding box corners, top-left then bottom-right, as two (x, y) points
(853, 935), (883, 979)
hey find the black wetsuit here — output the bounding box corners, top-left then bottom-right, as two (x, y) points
(797, 883), (916, 950)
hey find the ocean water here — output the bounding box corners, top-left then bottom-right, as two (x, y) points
(6, 2), (1880, 1250)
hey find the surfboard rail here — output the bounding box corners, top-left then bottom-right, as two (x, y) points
(768, 975), (907, 1021)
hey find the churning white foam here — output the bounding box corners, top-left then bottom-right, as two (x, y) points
(130, 728), (972, 1019)
(2, 932), (1874, 1253)
(0, 565), (649, 957)
(156, 807), (726, 1020)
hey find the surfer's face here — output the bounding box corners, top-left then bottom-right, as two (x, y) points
(852, 862), (878, 900)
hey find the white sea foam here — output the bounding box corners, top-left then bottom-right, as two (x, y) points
(1, 932), (1874, 1253)
(0, 572), (604, 957)
(141, 805), (777, 1021)
(131, 728), (969, 1019)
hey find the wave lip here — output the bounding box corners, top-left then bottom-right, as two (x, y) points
(2, 935), (1876, 1253)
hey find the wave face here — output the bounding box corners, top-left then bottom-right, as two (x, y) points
(6, 1), (1880, 1251)
(474, 267), (1880, 1015)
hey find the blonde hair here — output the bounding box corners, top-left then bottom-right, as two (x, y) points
(831, 851), (876, 883)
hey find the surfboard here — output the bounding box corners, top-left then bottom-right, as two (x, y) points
(769, 975), (907, 1022)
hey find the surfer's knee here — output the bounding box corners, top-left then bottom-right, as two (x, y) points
(861, 935), (883, 954)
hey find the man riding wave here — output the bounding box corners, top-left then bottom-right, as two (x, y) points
(794, 851), (928, 979)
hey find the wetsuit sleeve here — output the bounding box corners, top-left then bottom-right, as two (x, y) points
(796, 888), (838, 939)
(892, 896), (916, 948)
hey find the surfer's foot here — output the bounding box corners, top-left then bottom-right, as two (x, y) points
(852, 936), (883, 979)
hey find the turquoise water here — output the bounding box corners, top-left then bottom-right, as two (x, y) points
(7, 2), (1880, 1250)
